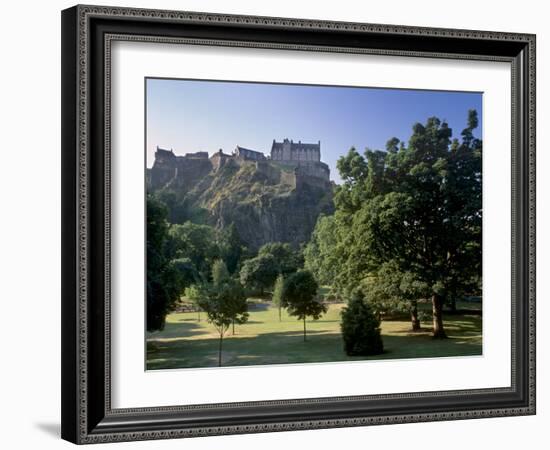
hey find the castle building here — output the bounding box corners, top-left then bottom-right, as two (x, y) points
(155, 146), (176, 162)
(234, 146), (266, 161)
(150, 139), (330, 190)
(271, 138), (321, 162)
(154, 146), (208, 162)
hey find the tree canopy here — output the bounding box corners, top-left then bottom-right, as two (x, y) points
(211, 259), (230, 286)
(303, 215), (341, 286)
(167, 221), (219, 283)
(200, 277), (249, 366)
(258, 242), (301, 276)
(239, 254), (279, 295)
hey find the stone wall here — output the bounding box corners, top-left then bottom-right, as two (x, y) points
(210, 151), (233, 171)
(149, 154), (213, 190)
(295, 161), (330, 181)
(279, 170), (297, 189)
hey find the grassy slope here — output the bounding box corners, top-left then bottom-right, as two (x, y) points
(146, 302), (482, 370)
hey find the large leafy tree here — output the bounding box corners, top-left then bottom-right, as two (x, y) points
(314, 111), (482, 339)
(257, 242), (301, 276)
(171, 257), (201, 287)
(303, 215), (341, 287)
(239, 254), (279, 295)
(439, 111), (483, 309)
(363, 262), (429, 331)
(217, 223), (246, 274)
(281, 270), (327, 341)
(167, 221), (220, 282)
(146, 196), (182, 331)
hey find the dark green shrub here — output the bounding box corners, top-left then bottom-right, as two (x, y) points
(340, 293), (384, 356)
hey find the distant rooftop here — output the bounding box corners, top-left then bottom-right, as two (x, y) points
(235, 145), (262, 153)
(271, 138), (320, 151)
(155, 146), (176, 158)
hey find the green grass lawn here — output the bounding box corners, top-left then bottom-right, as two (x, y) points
(146, 301), (482, 370)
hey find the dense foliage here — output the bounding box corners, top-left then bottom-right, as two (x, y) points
(147, 195), (250, 330)
(363, 261), (429, 331)
(258, 242), (301, 276)
(146, 197), (182, 331)
(239, 254), (279, 295)
(303, 215), (340, 286)
(184, 284), (206, 322)
(212, 259), (230, 286)
(305, 111), (482, 338)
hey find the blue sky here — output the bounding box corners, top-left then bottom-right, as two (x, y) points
(146, 78), (482, 184)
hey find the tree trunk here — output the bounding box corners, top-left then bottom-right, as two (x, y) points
(218, 331), (223, 367)
(278, 306), (282, 322)
(303, 317), (307, 342)
(410, 301), (421, 331)
(432, 294), (447, 339)
(197, 310), (201, 322)
(232, 319), (235, 335)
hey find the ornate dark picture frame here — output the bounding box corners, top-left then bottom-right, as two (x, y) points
(61, 4), (536, 444)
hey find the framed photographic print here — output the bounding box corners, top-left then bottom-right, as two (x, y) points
(61, 4), (536, 444)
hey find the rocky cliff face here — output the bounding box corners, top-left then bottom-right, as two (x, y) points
(148, 154), (334, 250)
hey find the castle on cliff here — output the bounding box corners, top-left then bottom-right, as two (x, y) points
(148, 139), (331, 191)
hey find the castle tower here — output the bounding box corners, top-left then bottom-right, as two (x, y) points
(270, 138), (321, 163)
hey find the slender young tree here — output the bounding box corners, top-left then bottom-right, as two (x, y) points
(281, 270), (326, 341)
(212, 259), (230, 286)
(272, 274), (285, 322)
(184, 284), (205, 322)
(200, 279), (248, 366)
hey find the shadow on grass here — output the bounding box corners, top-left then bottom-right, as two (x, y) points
(176, 318), (267, 326)
(146, 317), (482, 370)
(147, 320), (209, 340)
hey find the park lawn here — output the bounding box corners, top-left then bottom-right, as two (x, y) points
(146, 302), (482, 370)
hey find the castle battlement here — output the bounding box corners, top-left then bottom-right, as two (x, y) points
(150, 138), (330, 189)
(155, 146), (176, 161)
